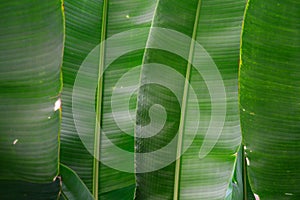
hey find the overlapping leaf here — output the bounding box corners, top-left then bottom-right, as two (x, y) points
(135, 0), (245, 199)
(60, 0), (156, 199)
(0, 0), (64, 198)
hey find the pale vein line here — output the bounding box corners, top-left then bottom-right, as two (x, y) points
(173, 1), (202, 199)
(93, 0), (108, 199)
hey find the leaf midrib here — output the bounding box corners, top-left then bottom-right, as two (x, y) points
(93, 0), (108, 199)
(173, 0), (202, 199)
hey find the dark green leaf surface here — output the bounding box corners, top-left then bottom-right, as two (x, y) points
(0, 0), (64, 182)
(240, 0), (300, 199)
(135, 0), (245, 199)
(0, 178), (60, 200)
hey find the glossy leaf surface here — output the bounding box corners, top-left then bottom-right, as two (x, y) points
(60, 0), (156, 199)
(135, 0), (245, 199)
(240, 0), (300, 199)
(0, 0), (64, 182)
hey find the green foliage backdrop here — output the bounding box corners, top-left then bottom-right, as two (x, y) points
(0, 0), (299, 199)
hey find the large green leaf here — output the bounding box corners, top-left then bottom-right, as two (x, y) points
(240, 0), (300, 199)
(60, 0), (156, 199)
(0, 0), (64, 183)
(135, 0), (245, 199)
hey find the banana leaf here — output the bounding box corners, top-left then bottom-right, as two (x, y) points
(239, 0), (300, 199)
(60, 0), (157, 199)
(135, 0), (245, 199)
(0, 0), (64, 198)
